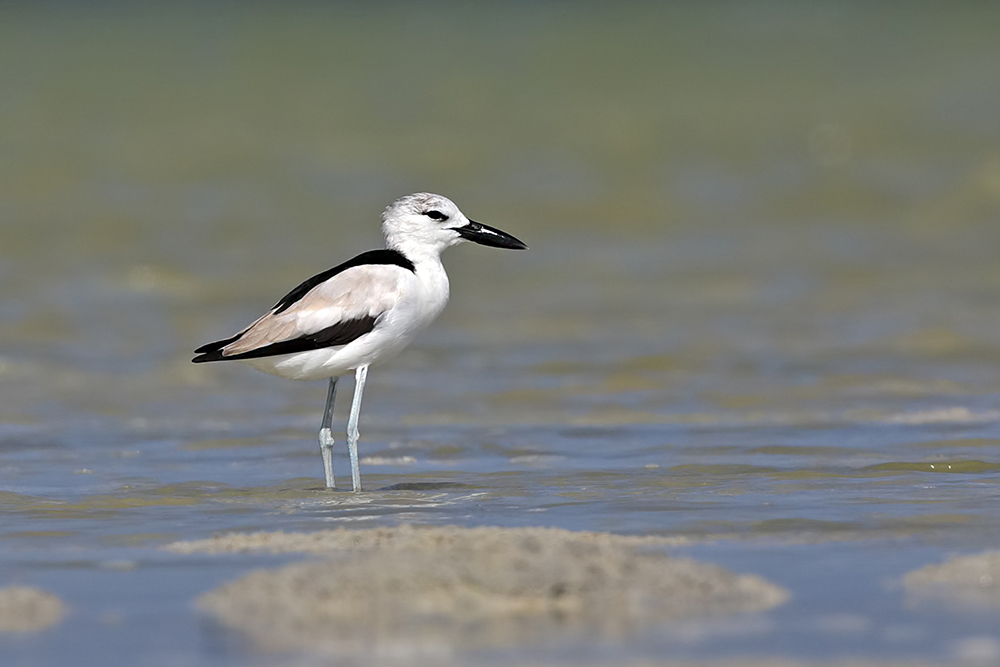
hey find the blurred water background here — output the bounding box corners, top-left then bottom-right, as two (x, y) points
(2, 1), (1000, 665)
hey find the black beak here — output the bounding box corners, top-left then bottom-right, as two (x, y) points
(456, 220), (528, 250)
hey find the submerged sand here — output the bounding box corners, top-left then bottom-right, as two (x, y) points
(178, 525), (788, 655)
(0, 586), (66, 633)
(904, 550), (1000, 608)
(167, 524), (692, 555)
(270, 662), (966, 667)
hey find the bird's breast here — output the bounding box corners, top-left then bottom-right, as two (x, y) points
(391, 260), (450, 332)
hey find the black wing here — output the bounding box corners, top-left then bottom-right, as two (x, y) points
(192, 315), (378, 363)
(192, 248), (415, 364)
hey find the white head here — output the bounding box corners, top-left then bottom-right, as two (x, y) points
(381, 193), (527, 261)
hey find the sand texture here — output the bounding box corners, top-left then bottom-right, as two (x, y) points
(191, 525), (787, 655)
(168, 524), (691, 555)
(904, 550), (1000, 607)
(0, 586), (67, 633)
(271, 661), (964, 667)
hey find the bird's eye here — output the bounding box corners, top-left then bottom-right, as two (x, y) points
(424, 210), (448, 221)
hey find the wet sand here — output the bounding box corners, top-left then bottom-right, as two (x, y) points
(0, 586), (66, 633)
(904, 550), (1000, 608)
(269, 658), (960, 667)
(167, 524), (693, 555)
(178, 525), (787, 656)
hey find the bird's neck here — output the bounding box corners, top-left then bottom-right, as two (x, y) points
(386, 239), (446, 268)
(388, 241), (451, 315)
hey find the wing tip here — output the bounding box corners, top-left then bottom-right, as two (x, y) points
(192, 351), (225, 363)
(192, 341), (231, 363)
(193, 332), (244, 363)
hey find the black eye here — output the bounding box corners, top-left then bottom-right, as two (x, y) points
(424, 210), (448, 221)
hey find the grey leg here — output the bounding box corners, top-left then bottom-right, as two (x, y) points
(318, 377), (338, 489)
(346, 364), (369, 492)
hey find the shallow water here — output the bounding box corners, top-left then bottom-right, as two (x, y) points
(2, 2), (1000, 665)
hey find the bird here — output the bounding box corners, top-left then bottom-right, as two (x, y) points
(192, 193), (527, 491)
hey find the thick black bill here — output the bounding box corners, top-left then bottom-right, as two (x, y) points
(456, 220), (528, 250)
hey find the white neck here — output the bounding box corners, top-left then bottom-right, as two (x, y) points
(386, 237), (452, 267)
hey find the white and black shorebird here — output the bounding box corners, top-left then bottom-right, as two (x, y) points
(193, 193), (526, 491)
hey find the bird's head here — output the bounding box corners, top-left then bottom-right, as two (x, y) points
(381, 193), (527, 260)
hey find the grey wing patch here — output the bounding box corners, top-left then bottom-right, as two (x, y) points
(271, 249), (414, 315)
(192, 264), (407, 363)
(192, 316), (377, 362)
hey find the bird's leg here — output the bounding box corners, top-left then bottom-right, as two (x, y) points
(346, 364), (369, 492)
(318, 377), (338, 489)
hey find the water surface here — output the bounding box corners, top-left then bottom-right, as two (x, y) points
(2, 2), (1000, 665)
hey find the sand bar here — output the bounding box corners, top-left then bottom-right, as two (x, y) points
(0, 586), (66, 633)
(904, 550), (1000, 608)
(181, 525), (788, 655)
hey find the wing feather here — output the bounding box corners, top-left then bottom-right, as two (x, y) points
(193, 264), (407, 363)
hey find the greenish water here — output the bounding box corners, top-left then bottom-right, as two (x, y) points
(2, 2), (1000, 665)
